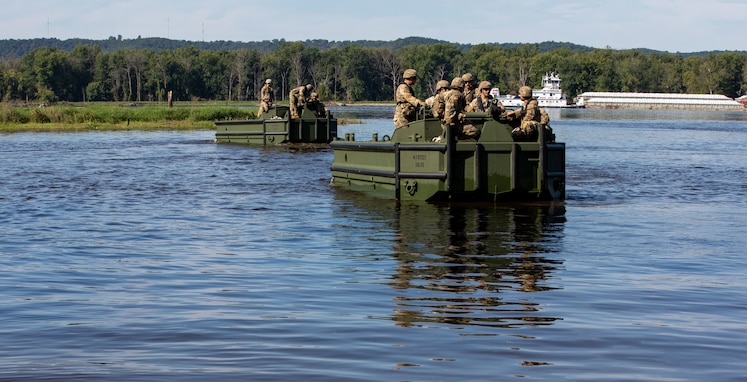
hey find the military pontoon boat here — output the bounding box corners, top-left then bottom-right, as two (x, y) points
(330, 112), (565, 202)
(215, 105), (337, 145)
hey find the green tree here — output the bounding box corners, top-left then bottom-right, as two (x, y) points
(0, 58), (23, 101)
(122, 49), (151, 102)
(338, 45), (377, 102)
(20, 47), (75, 102)
(173, 46), (201, 100)
(590, 48), (620, 92)
(68, 45), (99, 102)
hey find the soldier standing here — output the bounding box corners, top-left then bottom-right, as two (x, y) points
(393, 69), (425, 128)
(428, 79), (451, 121)
(462, 73), (476, 104)
(428, 80), (453, 142)
(260, 78), (274, 106)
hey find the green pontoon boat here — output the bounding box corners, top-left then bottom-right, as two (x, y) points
(330, 112), (565, 202)
(215, 105), (337, 145)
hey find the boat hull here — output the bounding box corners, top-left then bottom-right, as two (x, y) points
(215, 106), (337, 145)
(330, 114), (565, 202)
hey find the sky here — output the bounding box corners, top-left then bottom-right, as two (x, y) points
(2, 0), (745, 53)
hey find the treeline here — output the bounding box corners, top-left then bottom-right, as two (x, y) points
(1, 40), (745, 105)
(0, 36), (594, 58)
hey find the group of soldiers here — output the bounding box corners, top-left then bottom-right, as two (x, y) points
(258, 79), (326, 119)
(395, 68), (552, 142)
(257, 70), (551, 142)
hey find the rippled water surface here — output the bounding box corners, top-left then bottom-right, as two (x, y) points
(1, 107), (747, 381)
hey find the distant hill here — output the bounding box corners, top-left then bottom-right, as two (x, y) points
(0, 36), (595, 58)
(0, 36), (738, 59)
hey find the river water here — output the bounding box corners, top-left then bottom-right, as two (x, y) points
(1, 107), (746, 381)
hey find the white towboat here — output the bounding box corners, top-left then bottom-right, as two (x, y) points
(490, 72), (573, 108)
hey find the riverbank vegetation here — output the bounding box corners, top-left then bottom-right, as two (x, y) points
(0, 103), (255, 132)
(0, 101), (365, 132)
(1, 39), (745, 107)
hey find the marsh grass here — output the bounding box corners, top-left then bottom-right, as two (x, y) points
(1, 102), (364, 132)
(0, 103), (257, 132)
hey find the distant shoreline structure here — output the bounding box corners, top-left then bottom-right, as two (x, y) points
(491, 72), (576, 108)
(576, 92), (745, 110)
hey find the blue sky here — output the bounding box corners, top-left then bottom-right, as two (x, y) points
(2, 0), (745, 53)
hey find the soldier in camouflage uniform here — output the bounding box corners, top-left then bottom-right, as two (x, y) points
(443, 77), (480, 140)
(305, 92), (327, 117)
(258, 95), (271, 118)
(462, 73), (476, 104)
(467, 81), (505, 115)
(506, 85), (542, 140)
(393, 69), (425, 128)
(425, 79), (450, 120)
(260, 79), (274, 106)
(289, 83), (313, 119)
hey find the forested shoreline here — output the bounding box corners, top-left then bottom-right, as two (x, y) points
(1, 37), (745, 105)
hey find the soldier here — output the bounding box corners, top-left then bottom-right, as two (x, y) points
(428, 79), (451, 121)
(258, 95), (271, 118)
(393, 68), (425, 128)
(289, 83), (313, 119)
(260, 78), (274, 106)
(468, 80), (504, 115)
(305, 92), (327, 117)
(506, 85), (542, 140)
(443, 77), (480, 140)
(462, 73), (476, 104)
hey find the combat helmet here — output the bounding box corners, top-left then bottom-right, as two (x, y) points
(305, 84), (314, 91)
(519, 86), (532, 99)
(403, 69), (417, 79)
(436, 80), (450, 91)
(461, 73), (474, 82)
(265, 78), (272, 84)
(479, 81), (492, 90)
(451, 77), (465, 89)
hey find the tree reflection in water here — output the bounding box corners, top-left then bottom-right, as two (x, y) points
(389, 203), (566, 329)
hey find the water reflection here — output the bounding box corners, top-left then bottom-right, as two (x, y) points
(336, 192), (566, 330)
(391, 204), (565, 329)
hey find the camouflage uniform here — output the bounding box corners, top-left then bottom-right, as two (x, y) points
(306, 92), (327, 117)
(393, 69), (424, 128)
(260, 80), (274, 105)
(431, 91), (447, 121)
(428, 79), (450, 121)
(468, 81), (505, 121)
(289, 84), (312, 119)
(462, 73), (476, 104)
(258, 97), (270, 118)
(444, 78), (480, 140)
(506, 87), (542, 140)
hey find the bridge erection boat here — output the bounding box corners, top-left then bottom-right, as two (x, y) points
(330, 112), (565, 202)
(215, 106), (337, 146)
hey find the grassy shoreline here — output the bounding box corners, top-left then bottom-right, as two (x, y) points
(0, 101), (374, 132)
(0, 102), (254, 133)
